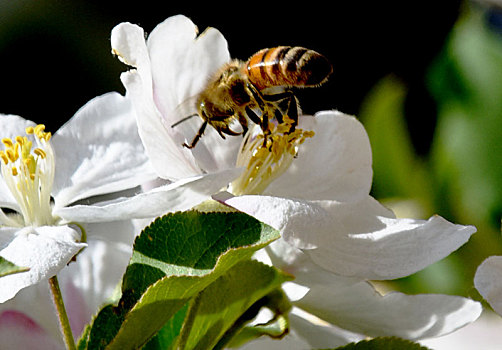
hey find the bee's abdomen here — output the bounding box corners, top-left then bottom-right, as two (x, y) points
(245, 46), (332, 90)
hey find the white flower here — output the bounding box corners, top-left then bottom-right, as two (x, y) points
(0, 219), (135, 348)
(0, 92), (157, 302)
(239, 239), (482, 348)
(110, 14), (482, 346)
(474, 255), (502, 315)
(218, 112), (482, 344)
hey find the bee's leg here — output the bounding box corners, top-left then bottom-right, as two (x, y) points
(183, 120), (208, 149)
(246, 84), (271, 146)
(262, 91), (298, 132)
(236, 112), (249, 136)
(285, 94), (299, 132)
(245, 106), (261, 126)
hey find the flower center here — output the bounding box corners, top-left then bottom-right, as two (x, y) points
(230, 115), (314, 196)
(0, 125), (56, 227)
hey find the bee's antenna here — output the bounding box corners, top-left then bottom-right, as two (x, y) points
(171, 114), (198, 128)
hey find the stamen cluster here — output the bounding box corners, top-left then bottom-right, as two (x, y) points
(231, 116), (314, 195)
(0, 125), (56, 227)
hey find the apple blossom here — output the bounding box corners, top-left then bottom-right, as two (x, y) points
(0, 91), (155, 303)
(0, 91), (239, 304)
(110, 14), (482, 346)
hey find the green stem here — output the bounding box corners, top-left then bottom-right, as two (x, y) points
(49, 275), (76, 350)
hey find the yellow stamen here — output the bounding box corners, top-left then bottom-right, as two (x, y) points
(0, 151), (8, 164)
(1, 124), (57, 227)
(231, 115), (314, 195)
(34, 148), (46, 159)
(2, 138), (13, 148)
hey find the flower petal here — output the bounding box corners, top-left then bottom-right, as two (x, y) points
(474, 255), (502, 315)
(307, 199), (476, 279)
(221, 194), (476, 279)
(0, 310), (63, 349)
(215, 192), (330, 249)
(420, 311), (502, 349)
(146, 15), (241, 173)
(51, 92), (157, 208)
(114, 16), (241, 180)
(55, 168), (243, 223)
(240, 308), (363, 349)
(264, 111), (373, 202)
(0, 226), (86, 303)
(295, 276), (482, 340)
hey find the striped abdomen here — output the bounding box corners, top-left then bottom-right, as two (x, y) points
(244, 46), (332, 91)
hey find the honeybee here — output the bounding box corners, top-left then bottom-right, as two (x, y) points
(174, 46), (332, 149)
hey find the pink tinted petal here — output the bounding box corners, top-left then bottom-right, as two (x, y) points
(0, 310), (62, 349)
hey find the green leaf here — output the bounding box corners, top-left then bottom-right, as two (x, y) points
(333, 337), (432, 350)
(0, 256), (29, 277)
(141, 303), (189, 350)
(178, 260), (292, 350)
(81, 210), (280, 350)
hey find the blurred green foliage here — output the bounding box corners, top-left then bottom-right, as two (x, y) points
(360, 3), (502, 298)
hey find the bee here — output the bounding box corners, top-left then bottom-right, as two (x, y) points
(174, 46), (332, 149)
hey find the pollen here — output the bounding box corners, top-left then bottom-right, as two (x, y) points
(231, 116), (314, 195)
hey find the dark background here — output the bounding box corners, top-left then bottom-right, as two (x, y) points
(0, 1), (462, 154)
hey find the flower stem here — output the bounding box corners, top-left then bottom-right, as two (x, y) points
(49, 275), (76, 350)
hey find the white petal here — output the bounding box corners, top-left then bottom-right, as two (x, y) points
(420, 311), (502, 349)
(111, 22), (151, 69)
(0, 114), (36, 140)
(0, 226), (86, 303)
(116, 16), (241, 180)
(146, 15), (239, 173)
(55, 168), (243, 223)
(120, 70), (202, 180)
(51, 92), (157, 208)
(264, 111), (373, 202)
(289, 308), (365, 348)
(216, 193), (329, 249)
(474, 256), (502, 315)
(221, 194), (475, 280)
(307, 199), (476, 279)
(112, 20), (200, 180)
(296, 276), (482, 340)
(147, 15), (229, 120)
(240, 308), (363, 350)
